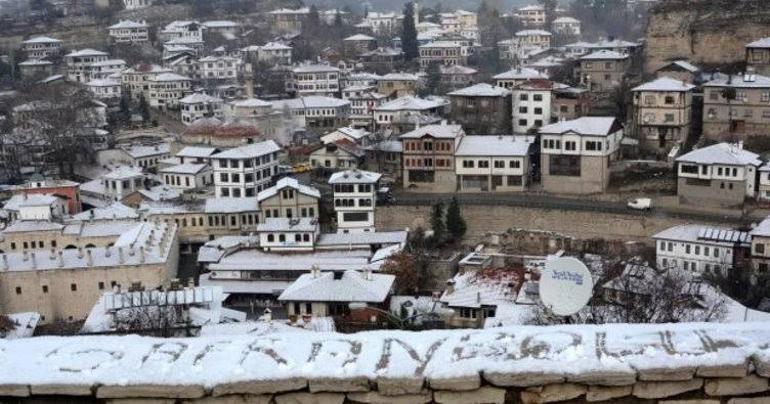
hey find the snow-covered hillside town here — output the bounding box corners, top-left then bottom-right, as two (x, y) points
(4, 0), (770, 402)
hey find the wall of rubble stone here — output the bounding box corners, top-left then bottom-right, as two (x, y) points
(2, 322), (770, 403)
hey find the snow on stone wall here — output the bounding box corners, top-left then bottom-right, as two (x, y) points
(1, 322), (770, 402)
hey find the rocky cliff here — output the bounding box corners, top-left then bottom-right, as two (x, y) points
(644, 0), (770, 73)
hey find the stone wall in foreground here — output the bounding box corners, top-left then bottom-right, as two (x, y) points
(2, 322), (770, 403)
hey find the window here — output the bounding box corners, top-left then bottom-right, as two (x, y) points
(686, 245), (691, 254)
(533, 94), (543, 101)
(305, 303), (313, 314)
(15, 287), (21, 295)
(71, 283), (77, 291)
(279, 234), (286, 242)
(42, 285), (48, 293)
(478, 160), (489, 168)
(98, 282), (105, 290)
(509, 160), (521, 169)
(565, 141), (577, 151)
(267, 234), (275, 242)
(463, 160), (475, 168)
(494, 161), (505, 168)
(694, 246), (700, 255)
(756, 243), (766, 255)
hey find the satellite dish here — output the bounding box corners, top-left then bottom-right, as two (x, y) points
(539, 257), (593, 316)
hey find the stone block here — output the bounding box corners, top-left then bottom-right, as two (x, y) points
(727, 398), (770, 404)
(585, 385), (632, 402)
(520, 383), (587, 404)
(428, 374), (481, 391)
(638, 367), (696, 381)
(273, 392), (345, 404)
(212, 378), (307, 396)
(632, 378), (704, 399)
(308, 377), (369, 393)
(105, 400), (177, 404)
(347, 390), (432, 403)
(433, 386), (507, 404)
(659, 400), (721, 404)
(97, 384), (206, 399)
(375, 377), (424, 395)
(30, 384), (93, 396)
(182, 394), (273, 404)
(0, 384), (30, 397)
(697, 362), (749, 378)
(484, 371), (564, 387)
(567, 370), (636, 386)
(704, 375), (769, 396)
(754, 357), (770, 378)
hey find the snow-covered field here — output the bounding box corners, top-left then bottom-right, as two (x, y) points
(1, 322), (769, 386)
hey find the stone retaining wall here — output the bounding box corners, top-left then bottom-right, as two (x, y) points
(2, 323), (770, 403)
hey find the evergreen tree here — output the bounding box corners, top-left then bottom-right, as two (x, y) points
(138, 94), (151, 122)
(429, 202), (445, 245)
(423, 62), (441, 96)
(119, 93), (131, 124)
(402, 2), (419, 61)
(538, 0), (558, 32)
(446, 196), (467, 242)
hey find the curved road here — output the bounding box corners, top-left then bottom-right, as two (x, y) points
(392, 192), (760, 225)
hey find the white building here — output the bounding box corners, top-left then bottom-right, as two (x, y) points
(197, 56), (242, 81)
(516, 4), (546, 27)
(202, 20), (240, 38)
(147, 73), (193, 110)
(160, 20), (204, 43)
(329, 169), (381, 233)
(80, 166), (146, 202)
(455, 136), (533, 192)
(211, 140), (282, 197)
(361, 12), (401, 35)
(64, 49), (109, 83)
(258, 218), (320, 252)
(255, 42), (292, 65)
(123, 0), (152, 10)
(287, 64), (340, 96)
(374, 96), (447, 129)
(320, 127), (372, 146)
(494, 67), (548, 89)
(553, 17), (581, 36)
(159, 163), (212, 190)
(121, 64), (173, 101)
(21, 36), (62, 59)
(1, 194), (68, 222)
(512, 79), (565, 133)
(89, 59), (127, 80)
(180, 93), (224, 125)
(653, 224), (749, 275)
(108, 20), (149, 44)
(85, 79), (122, 101)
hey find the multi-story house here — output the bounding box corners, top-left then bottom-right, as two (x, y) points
(123, 0), (152, 10)
(746, 38), (770, 76)
(256, 42), (292, 65)
(516, 4), (546, 27)
(309, 142), (364, 171)
(197, 55), (241, 81)
(702, 71), (770, 141)
(539, 117), (624, 194)
(676, 142), (762, 207)
(18, 59), (54, 79)
(257, 177), (320, 222)
(22, 36), (62, 59)
(121, 64), (173, 101)
(552, 86), (591, 123)
(159, 20), (204, 43)
(147, 73), (193, 110)
(287, 64), (340, 97)
(86, 78), (122, 102)
(360, 12), (401, 35)
(159, 163), (212, 190)
(577, 50), (629, 92)
(419, 40), (474, 68)
(553, 17), (581, 36)
(400, 122), (465, 192)
(512, 29), (552, 59)
(759, 164), (770, 201)
(655, 60), (701, 84)
(267, 8), (309, 34)
(377, 73), (420, 97)
(631, 77), (696, 154)
(448, 83), (512, 135)
(494, 67), (548, 90)
(179, 93), (224, 125)
(343, 34), (377, 57)
(272, 96), (351, 133)
(653, 224), (750, 275)
(108, 20), (149, 44)
(211, 140), (281, 197)
(224, 98), (282, 136)
(440, 65), (478, 92)
(361, 48), (403, 73)
(342, 85), (387, 128)
(749, 217), (770, 274)
(455, 136), (532, 192)
(439, 9), (479, 41)
(89, 59), (127, 80)
(512, 79), (561, 133)
(329, 169), (381, 233)
(64, 49), (109, 83)
(202, 20), (240, 38)
(374, 96), (447, 132)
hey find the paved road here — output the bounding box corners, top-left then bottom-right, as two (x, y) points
(392, 191), (759, 225)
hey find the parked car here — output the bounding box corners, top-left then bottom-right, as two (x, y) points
(292, 163), (312, 174)
(627, 198), (652, 210)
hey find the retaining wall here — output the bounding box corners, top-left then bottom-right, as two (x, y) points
(2, 322), (770, 403)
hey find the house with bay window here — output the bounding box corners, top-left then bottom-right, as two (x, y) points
(454, 136), (533, 192)
(400, 122), (465, 192)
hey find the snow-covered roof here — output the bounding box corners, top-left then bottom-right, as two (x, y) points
(299, 96), (350, 109)
(65, 49), (108, 57)
(102, 166), (144, 180)
(207, 248), (373, 272)
(257, 177), (321, 202)
(86, 78), (120, 87)
(440, 268), (521, 309)
(328, 169), (382, 185)
(493, 67), (548, 80)
(703, 73), (770, 89)
(344, 34), (376, 41)
(376, 96), (444, 112)
(159, 163), (208, 175)
(230, 98), (272, 108)
(151, 72), (192, 82)
(203, 20), (239, 28)
(278, 270), (395, 303)
(554, 16), (580, 23)
(177, 146), (218, 158)
(18, 59), (53, 66)
(440, 65), (477, 75)
(379, 72), (420, 81)
(448, 83), (511, 97)
(653, 224), (750, 247)
(676, 143), (762, 167)
(23, 36), (61, 44)
(747, 37), (770, 48)
(121, 143), (171, 159)
(515, 29), (552, 36)
(70, 202), (139, 221)
(109, 20), (148, 29)
(292, 64), (339, 73)
(260, 42), (292, 50)
(632, 77), (696, 92)
(751, 217), (770, 237)
(257, 217), (318, 232)
(456, 136), (532, 157)
(204, 197), (259, 214)
(2, 220), (64, 233)
(580, 50), (628, 60)
(659, 60), (700, 73)
(316, 231), (408, 248)
(180, 93), (223, 104)
(400, 123), (464, 139)
(539, 117), (621, 137)
(2, 194), (61, 211)
(211, 140), (281, 159)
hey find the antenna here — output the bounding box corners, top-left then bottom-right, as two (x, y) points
(539, 257), (593, 317)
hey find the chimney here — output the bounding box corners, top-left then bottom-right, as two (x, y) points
(1, 254), (7, 270)
(139, 246), (145, 263)
(30, 252), (36, 270)
(86, 250), (93, 266)
(118, 247), (125, 264)
(311, 264), (321, 278)
(77, 247), (83, 259)
(57, 251), (64, 267)
(363, 267), (372, 280)
(446, 279), (456, 294)
(738, 140), (744, 150)
(22, 250), (29, 262)
(105, 246), (111, 258)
